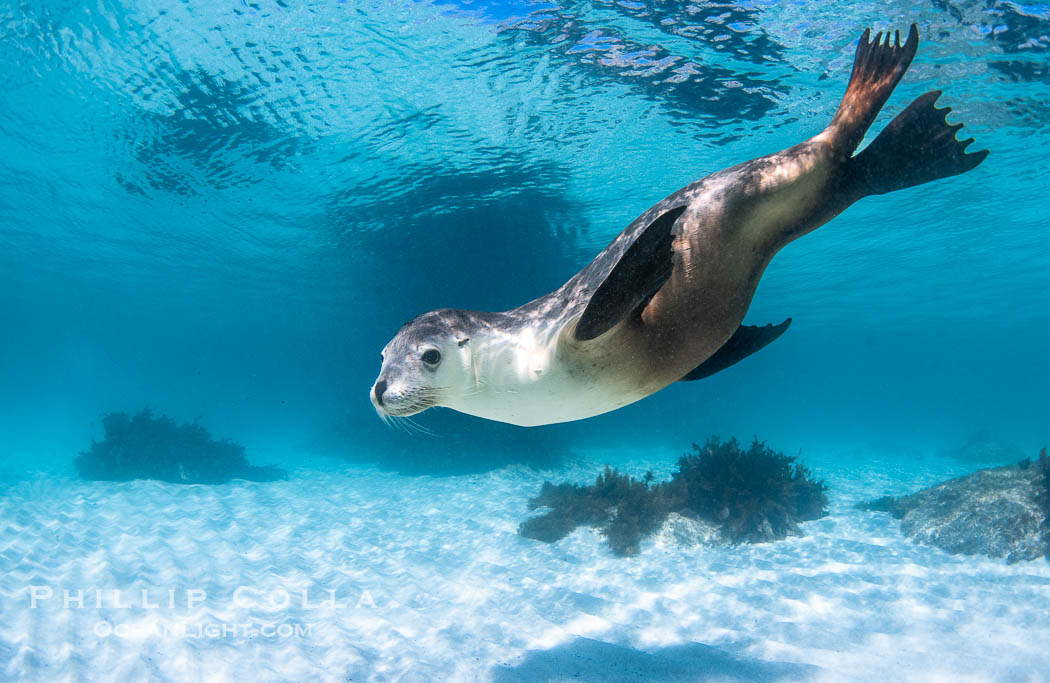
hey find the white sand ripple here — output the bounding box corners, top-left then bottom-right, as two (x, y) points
(2, 452), (1049, 681)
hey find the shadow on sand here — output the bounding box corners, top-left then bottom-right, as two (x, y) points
(492, 636), (819, 682)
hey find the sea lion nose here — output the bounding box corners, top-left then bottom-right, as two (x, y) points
(373, 380), (388, 406)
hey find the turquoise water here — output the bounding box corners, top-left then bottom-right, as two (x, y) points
(1, 1), (1047, 473)
(2, 1), (1049, 679)
(2, 1), (1047, 476)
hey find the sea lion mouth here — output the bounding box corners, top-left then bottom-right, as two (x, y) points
(370, 384), (441, 420)
(374, 403), (428, 418)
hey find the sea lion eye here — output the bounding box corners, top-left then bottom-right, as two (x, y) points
(421, 349), (441, 366)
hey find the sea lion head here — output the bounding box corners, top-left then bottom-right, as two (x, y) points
(371, 308), (488, 419)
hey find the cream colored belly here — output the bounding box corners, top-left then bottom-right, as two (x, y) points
(441, 332), (651, 427)
(448, 381), (643, 427)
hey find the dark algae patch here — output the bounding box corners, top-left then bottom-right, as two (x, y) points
(673, 437), (828, 544)
(76, 409), (287, 485)
(520, 467), (668, 556)
(520, 437), (828, 556)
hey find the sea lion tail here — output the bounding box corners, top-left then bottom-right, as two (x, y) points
(844, 90), (989, 196)
(828, 25), (919, 155)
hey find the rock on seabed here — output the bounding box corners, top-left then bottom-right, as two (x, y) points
(654, 512), (727, 548)
(861, 463), (1049, 563)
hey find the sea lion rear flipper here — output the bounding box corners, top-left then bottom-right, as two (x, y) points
(829, 25), (987, 194)
(844, 90), (989, 197)
(575, 206), (687, 342)
(828, 25), (919, 155)
(679, 319), (791, 381)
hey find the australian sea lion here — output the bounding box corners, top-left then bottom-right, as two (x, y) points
(371, 25), (987, 427)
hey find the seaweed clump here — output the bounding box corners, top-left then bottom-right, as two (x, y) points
(520, 467), (674, 556)
(519, 437), (828, 556)
(75, 409), (287, 485)
(674, 437), (829, 544)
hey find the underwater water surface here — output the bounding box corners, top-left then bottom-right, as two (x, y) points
(1, 0), (1049, 680)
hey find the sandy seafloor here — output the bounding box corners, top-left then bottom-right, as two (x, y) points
(3, 447), (1050, 682)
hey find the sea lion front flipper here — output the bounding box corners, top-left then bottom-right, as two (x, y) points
(575, 206), (687, 342)
(679, 318), (792, 381)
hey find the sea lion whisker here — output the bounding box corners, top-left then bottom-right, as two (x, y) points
(383, 413), (434, 437)
(402, 416), (439, 437)
(394, 416), (420, 436)
(378, 411), (398, 433)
